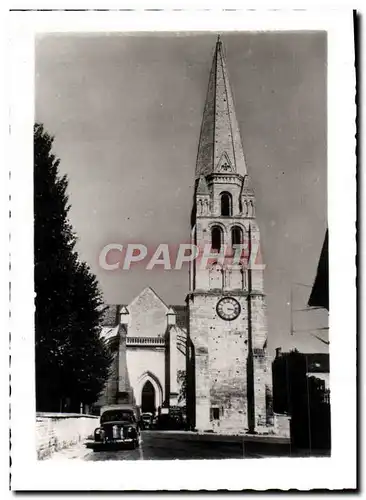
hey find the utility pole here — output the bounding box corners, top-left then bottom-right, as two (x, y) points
(247, 223), (255, 433)
(290, 287), (294, 336)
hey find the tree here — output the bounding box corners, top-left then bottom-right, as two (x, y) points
(34, 123), (112, 412)
(177, 369), (186, 404)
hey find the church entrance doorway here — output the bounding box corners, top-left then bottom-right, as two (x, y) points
(141, 380), (156, 414)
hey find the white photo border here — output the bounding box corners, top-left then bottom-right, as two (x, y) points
(9, 9), (356, 491)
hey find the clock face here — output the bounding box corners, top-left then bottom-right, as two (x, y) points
(216, 297), (241, 321)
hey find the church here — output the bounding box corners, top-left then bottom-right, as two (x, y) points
(98, 287), (188, 414)
(98, 37), (277, 435)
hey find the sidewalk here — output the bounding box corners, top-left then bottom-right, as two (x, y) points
(150, 430), (290, 445)
(43, 442), (93, 461)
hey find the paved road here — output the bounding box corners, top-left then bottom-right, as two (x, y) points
(48, 432), (327, 461)
(84, 431), (280, 461)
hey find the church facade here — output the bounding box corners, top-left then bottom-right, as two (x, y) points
(99, 37), (277, 435)
(98, 287), (188, 413)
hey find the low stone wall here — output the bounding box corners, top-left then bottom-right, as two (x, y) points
(36, 413), (99, 460)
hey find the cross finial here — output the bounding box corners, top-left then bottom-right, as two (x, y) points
(217, 34), (221, 43)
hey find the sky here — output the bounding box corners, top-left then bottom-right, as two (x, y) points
(35, 31), (328, 354)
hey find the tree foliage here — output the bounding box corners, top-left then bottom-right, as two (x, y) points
(177, 369), (186, 404)
(34, 123), (112, 412)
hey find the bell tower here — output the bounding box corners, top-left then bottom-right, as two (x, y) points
(187, 37), (274, 434)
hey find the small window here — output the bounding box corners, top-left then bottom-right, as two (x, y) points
(212, 407), (220, 420)
(220, 192), (232, 216)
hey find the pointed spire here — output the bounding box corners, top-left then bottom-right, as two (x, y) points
(196, 174), (209, 195)
(166, 307), (176, 326)
(195, 37), (247, 179)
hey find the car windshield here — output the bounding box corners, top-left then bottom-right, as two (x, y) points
(101, 411), (134, 423)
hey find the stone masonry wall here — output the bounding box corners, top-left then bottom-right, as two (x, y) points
(36, 413), (98, 460)
(190, 293), (249, 432)
(190, 289), (276, 434)
(251, 294), (272, 428)
(98, 352), (118, 406)
(128, 287), (168, 338)
(189, 296), (210, 430)
(273, 413), (291, 438)
(246, 221), (264, 293)
(253, 355), (268, 427)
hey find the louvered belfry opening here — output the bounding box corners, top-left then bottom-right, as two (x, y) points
(231, 225), (243, 246)
(220, 192), (232, 216)
(211, 226), (223, 252)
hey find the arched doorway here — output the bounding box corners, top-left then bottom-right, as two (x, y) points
(141, 380), (156, 414)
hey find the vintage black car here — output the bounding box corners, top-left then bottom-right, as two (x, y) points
(141, 412), (153, 430)
(90, 405), (140, 451)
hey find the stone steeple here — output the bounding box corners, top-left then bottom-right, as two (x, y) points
(195, 36), (248, 179)
(187, 37), (276, 436)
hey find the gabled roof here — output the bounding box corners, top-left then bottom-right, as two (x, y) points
(101, 305), (121, 326)
(128, 286), (169, 311)
(101, 298), (189, 329)
(195, 36), (247, 179)
(308, 230), (329, 311)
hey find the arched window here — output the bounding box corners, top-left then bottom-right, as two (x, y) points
(209, 262), (223, 290)
(231, 226), (243, 247)
(220, 192), (232, 216)
(211, 226), (222, 252)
